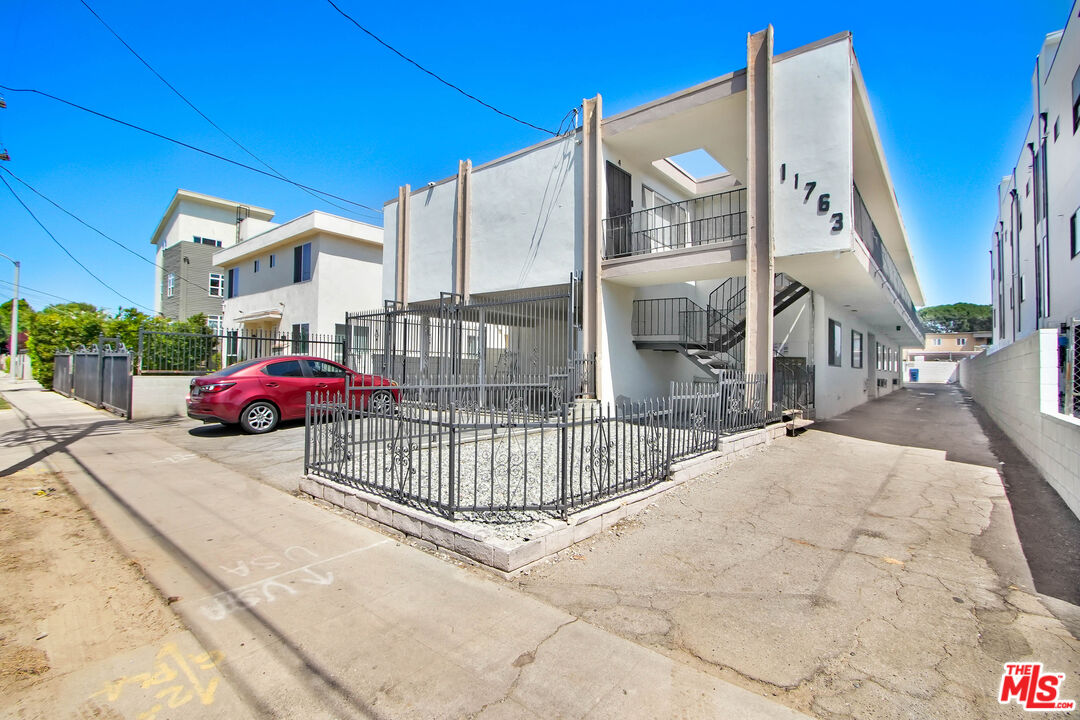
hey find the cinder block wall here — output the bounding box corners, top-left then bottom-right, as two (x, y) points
(959, 330), (1080, 519)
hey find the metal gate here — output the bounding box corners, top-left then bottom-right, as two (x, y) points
(54, 336), (132, 418)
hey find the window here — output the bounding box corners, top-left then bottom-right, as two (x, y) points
(269, 254), (276, 269)
(932, 337), (942, 346)
(307, 359), (346, 378)
(263, 360), (306, 378)
(207, 315), (222, 334)
(254, 259), (260, 273)
(293, 243), (312, 283)
(851, 330), (863, 368)
(1054, 117), (1060, 141)
(193, 236), (222, 247)
(1019, 275), (1026, 302)
(166, 273), (175, 297)
(227, 267), (239, 298)
(208, 272), (224, 298)
(1072, 212), (1079, 258)
(1072, 64), (1080, 133)
(957, 337), (967, 346)
(877, 343), (885, 371)
(828, 319), (842, 367)
(291, 323), (310, 353)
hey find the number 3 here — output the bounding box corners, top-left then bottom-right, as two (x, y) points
(830, 213), (844, 231)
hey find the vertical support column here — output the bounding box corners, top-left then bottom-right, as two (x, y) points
(454, 160), (472, 302)
(744, 27), (775, 407)
(395, 185), (411, 307)
(581, 95), (603, 399)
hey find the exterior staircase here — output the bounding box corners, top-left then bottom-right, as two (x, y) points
(632, 274), (810, 378)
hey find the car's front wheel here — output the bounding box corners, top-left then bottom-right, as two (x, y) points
(369, 390), (395, 416)
(240, 401), (279, 434)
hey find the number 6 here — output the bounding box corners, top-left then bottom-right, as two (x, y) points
(818, 194), (831, 213)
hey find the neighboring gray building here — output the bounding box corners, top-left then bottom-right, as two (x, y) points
(151, 189), (276, 326)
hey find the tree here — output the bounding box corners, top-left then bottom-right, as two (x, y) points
(0, 299), (35, 342)
(916, 303), (992, 334)
(27, 303), (107, 387)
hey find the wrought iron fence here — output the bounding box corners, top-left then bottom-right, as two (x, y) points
(137, 328), (345, 375)
(1062, 320), (1079, 418)
(345, 277), (594, 397)
(603, 188), (747, 260)
(55, 338), (132, 417)
(306, 373), (787, 521)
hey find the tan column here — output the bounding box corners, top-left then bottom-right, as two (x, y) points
(453, 160), (472, 301)
(744, 27), (775, 406)
(395, 184), (410, 307)
(581, 95), (602, 397)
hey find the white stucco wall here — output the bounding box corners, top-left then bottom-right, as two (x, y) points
(772, 40), (854, 258)
(902, 360), (959, 384)
(960, 331), (1080, 520)
(161, 199), (239, 249)
(382, 206), (398, 305)
(469, 135), (582, 294)
(408, 180), (458, 302)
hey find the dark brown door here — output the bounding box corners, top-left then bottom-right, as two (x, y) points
(606, 162), (632, 257)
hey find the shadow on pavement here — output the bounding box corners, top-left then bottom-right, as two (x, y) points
(187, 419), (305, 437)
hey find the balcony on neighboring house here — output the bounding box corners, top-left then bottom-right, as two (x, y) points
(852, 185), (924, 338)
(602, 188), (747, 260)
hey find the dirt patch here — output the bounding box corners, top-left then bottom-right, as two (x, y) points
(0, 466), (183, 715)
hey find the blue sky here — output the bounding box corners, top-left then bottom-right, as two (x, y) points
(0, 0), (1073, 314)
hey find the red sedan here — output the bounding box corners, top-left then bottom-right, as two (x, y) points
(186, 356), (400, 433)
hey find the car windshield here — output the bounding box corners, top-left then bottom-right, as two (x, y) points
(208, 359), (265, 377)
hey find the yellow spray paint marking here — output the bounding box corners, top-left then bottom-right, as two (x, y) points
(89, 642), (224, 718)
(882, 557), (905, 566)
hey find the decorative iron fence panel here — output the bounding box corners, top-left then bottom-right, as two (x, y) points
(306, 372), (793, 521)
(1063, 320), (1079, 419)
(137, 328), (345, 375)
(52, 352), (73, 396)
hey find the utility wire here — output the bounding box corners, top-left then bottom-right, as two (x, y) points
(0, 277), (78, 305)
(0, 85), (384, 218)
(0, 173), (156, 313)
(324, 0), (557, 136)
(0, 166), (210, 294)
(77, 0), (368, 220)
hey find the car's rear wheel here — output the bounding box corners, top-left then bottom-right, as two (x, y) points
(369, 390), (395, 416)
(240, 401), (279, 434)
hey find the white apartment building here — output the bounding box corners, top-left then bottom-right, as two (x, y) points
(991, 3), (1080, 347)
(372, 28), (925, 419)
(213, 210), (383, 342)
(150, 189), (275, 326)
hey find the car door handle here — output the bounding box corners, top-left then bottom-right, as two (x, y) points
(265, 382), (279, 388)
(315, 382), (328, 388)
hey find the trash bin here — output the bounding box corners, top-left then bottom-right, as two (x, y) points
(909, 367), (919, 382)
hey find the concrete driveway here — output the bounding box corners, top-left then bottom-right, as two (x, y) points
(507, 385), (1080, 719)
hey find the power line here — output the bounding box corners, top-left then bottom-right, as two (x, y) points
(77, 0), (368, 219)
(0, 85), (384, 219)
(0, 166), (210, 295)
(0, 278), (78, 305)
(0, 173), (156, 313)
(324, 0), (557, 136)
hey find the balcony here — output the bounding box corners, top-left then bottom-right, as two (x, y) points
(852, 185), (924, 337)
(602, 188), (747, 260)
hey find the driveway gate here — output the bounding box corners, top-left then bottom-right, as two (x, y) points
(54, 336), (132, 418)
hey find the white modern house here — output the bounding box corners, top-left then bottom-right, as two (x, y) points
(150, 189), (275, 326)
(213, 210), (383, 343)
(990, 7), (1080, 348)
(369, 28), (924, 419)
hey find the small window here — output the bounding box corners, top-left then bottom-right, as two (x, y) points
(293, 243), (312, 283)
(269, 254), (276, 268)
(307, 360), (346, 378)
(828, 319), (842, 367)
(208, 272), (224, 298)
(851, 330), (863, 368)
(957, 337), (967, 346)
(193, 236), (222, 247)
(254, 259), (260, 273)
(1025, 181), (1030, 197)
(1071, 212), (1079, 258)
(263, 360), (306, 378)
(291, 322), (310, 353)
(166, 273), (175, 298)
(206, 315), (223, 334)
(1054, 117), (1060, 141)
(227, 268), (239, 298)
(932, 337), (942, 346)
(1072, 64), (1080, 133)
(1019, 276), (1026, 302)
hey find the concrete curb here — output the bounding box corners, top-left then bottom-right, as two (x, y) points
(301, 420), (797, 572)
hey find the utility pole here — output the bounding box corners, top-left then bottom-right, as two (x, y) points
(0, 253), (19, 379)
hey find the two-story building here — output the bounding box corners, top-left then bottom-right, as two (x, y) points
(991, 7), (1080, 348)
(362, 28), (925, 419)
(150, 189), (275, 328)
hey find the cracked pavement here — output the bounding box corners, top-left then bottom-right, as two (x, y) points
(510, 386), (1080, 719)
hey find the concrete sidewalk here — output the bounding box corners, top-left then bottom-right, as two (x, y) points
(0, 380), (811, 720)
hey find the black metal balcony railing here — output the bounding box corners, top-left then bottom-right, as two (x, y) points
(631, 297), (707, 346)
(852, 186), (924, 336)
(603, 188), (747, 260)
